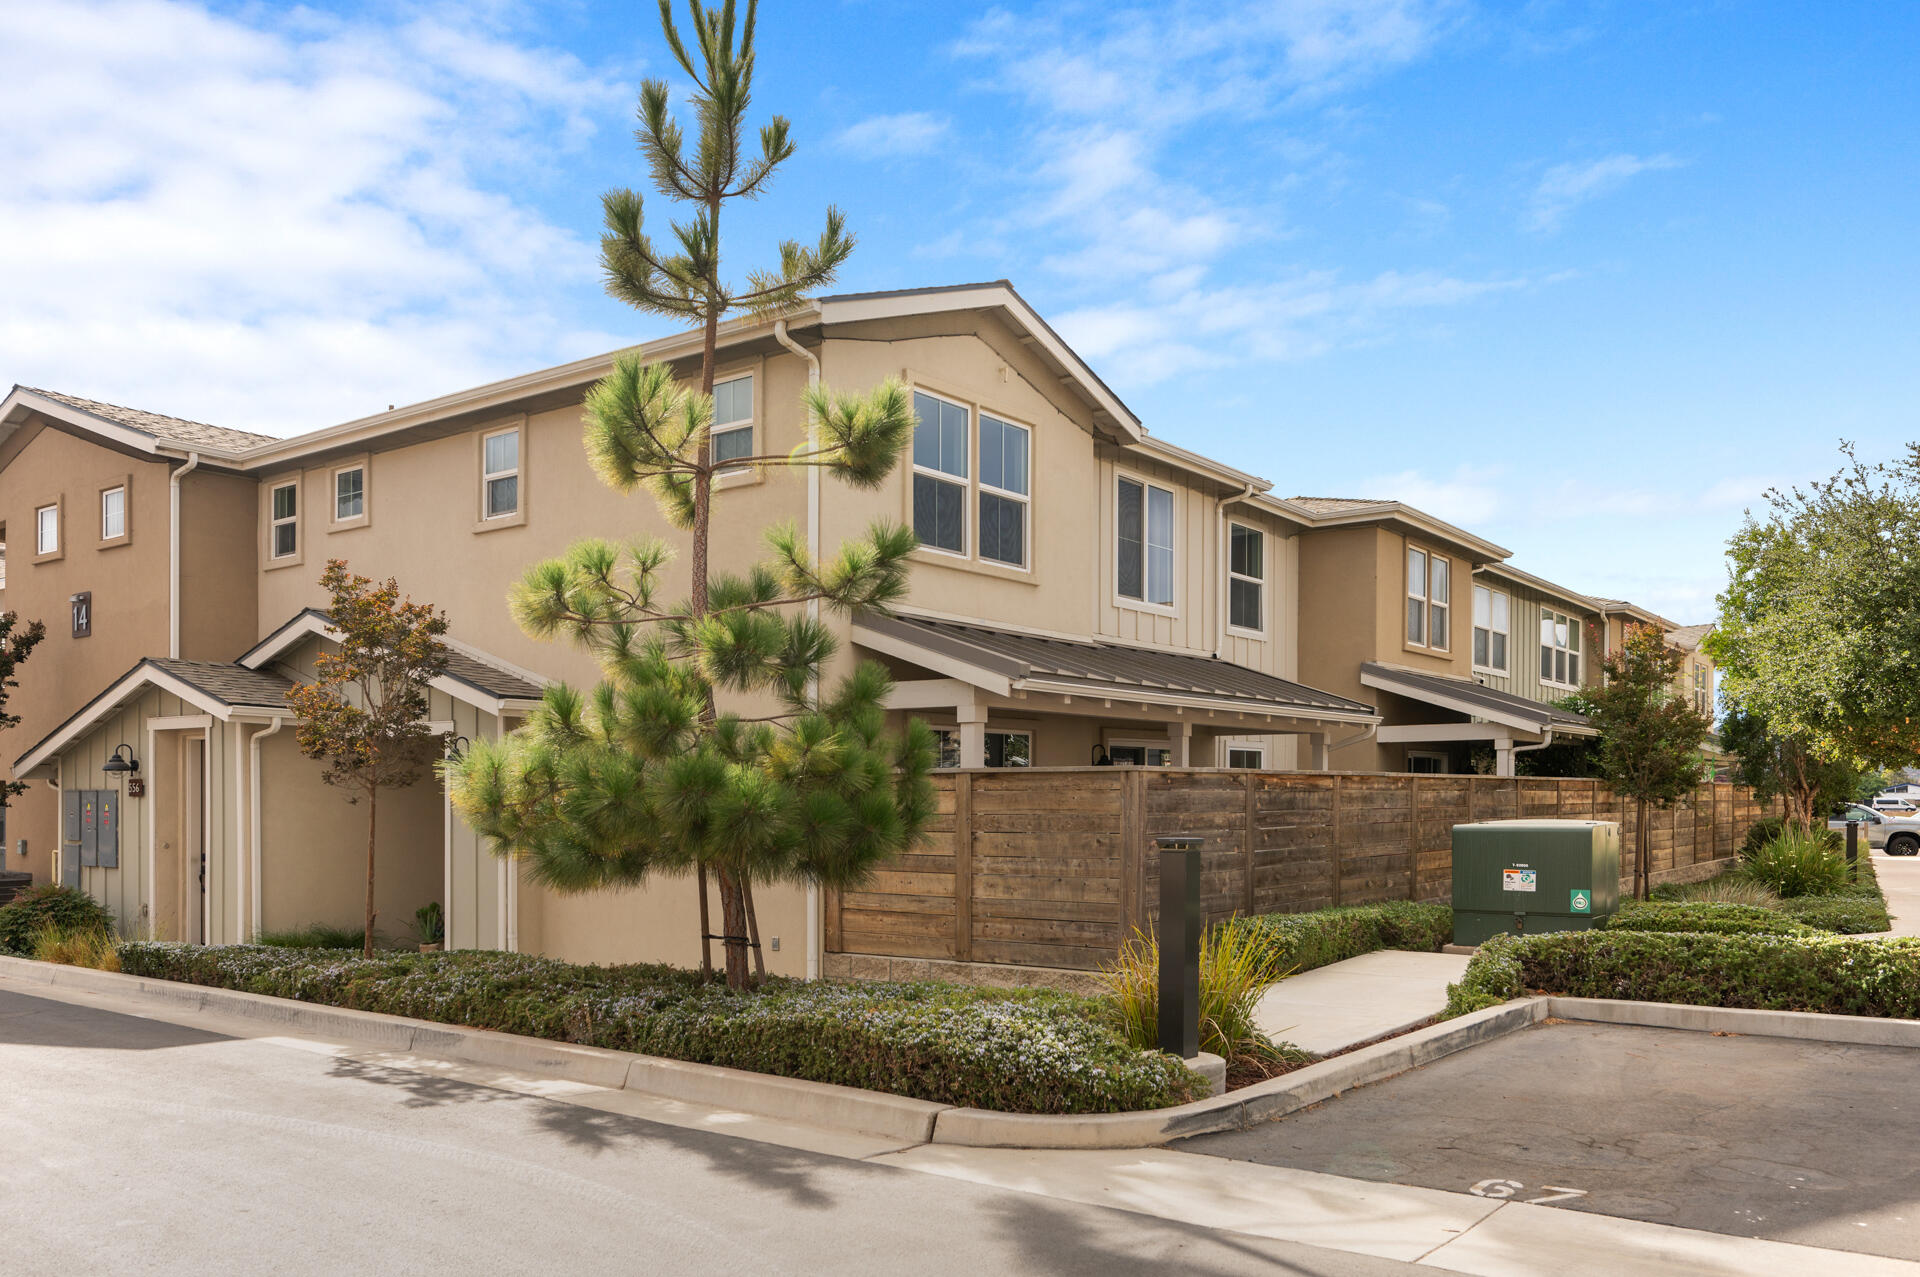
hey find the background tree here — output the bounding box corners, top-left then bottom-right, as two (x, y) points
(1588, 623), (1713, 899)
(446, 0), (934, 990)
(1714, 443), (1920, 770)
(286, 561), (449, 957)
(1718, 706), (1862, 829)
(0, 611), (46, 807)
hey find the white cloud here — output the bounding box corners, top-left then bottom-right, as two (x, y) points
(0, 0), (631, 434)
(1361, 465), (1506, 529)
(834, 112), (950, 158)
(1523, 152), (1681, 233)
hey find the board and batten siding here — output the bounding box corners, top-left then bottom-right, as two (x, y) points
(1471, 574), (1600, 707)
(430, 687), (513, 952)
(58, 686), (191, 932)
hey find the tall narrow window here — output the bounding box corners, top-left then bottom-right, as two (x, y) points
(1540, 610), (1581, 686)
(1407, 546), (1450, 649)
(978, 413), (1029, 568)
(1228, 523), (1263, 632)
(334, 467), (364, 521)
(711, 374), (753, 467)
(35, 505), (57, 556)
(1472, 585), (1510, 672)
(1406, 547), (1427, 645)
(911, 391), (967, 554)
(101, 487), (125, 541)
(269, 482), (297, 558)
(483, 428), (520, 520)
(1430, 556), (1450, 649)
(1117, 477), (1175, 607)
(1694, 663), (1710, 715)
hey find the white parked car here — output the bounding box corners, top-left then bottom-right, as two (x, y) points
(1831, 803), (1920, 855)
(1871, 795), (1920, 816)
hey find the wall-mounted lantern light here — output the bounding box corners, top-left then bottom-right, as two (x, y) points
(444, 735), (471, 761)
(101, 744), (139, 775)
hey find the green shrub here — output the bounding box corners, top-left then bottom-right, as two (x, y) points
(1743, 829), (1850, 898)
(1443, 932), (1524, 1017)
(0, 884), (116, 956)
(1460, 930), (1920, 1018)
(255, 924), (369, 950)
(1602, 901), (1815, 936)
(1777, 896), (1891, 934)
(1239, 902), (1452, 975)
(1741, 816), (1785, 858)
(114, 944), (1201, 1114)
(1101, 920), (1306, 1065)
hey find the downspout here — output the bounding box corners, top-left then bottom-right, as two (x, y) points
(1213, 481), (1258, 659)
(169, 452), (201, 659)
(1329, 722), (1378, 760)
(248, 716), (285, 939)
(773, 319), (825, 980)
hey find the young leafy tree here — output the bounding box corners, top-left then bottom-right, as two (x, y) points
(445, 0), (934, 990)
(1587, 623), (1713, 899)
(286, 561), (450, 958)
(1718, 706), (1861, 830)
(0, 611), (47, 808)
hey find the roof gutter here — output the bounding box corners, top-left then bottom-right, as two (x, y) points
(169, 452), (200, 659)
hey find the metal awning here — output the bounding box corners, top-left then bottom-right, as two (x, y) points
(1359, 663), (1596, 738)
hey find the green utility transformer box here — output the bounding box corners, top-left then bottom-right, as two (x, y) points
(1451, 819), (1620, 946)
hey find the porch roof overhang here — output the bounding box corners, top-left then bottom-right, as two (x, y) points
(1358, 662), (1597, 740)
(854, 612), (1379, 728)
(240, 608), (550, 717)
(13, 659), (298, 778)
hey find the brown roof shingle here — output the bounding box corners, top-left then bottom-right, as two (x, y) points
(22, 386), (275, 453)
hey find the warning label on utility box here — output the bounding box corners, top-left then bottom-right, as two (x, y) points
(1503, 868), (1538, 893)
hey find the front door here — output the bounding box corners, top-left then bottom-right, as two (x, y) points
(183, 737), (206, 944)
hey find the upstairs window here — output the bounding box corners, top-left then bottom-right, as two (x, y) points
(269, 482), (298, 559)
(1228, 523), (1264, 632)
(1540, 609), (1581, 686)
(101, 487), (125, 541)
(36, 505), (58, 556)
(912, 391), (967, 554)
(1472, 584), (1510, 673)
(711, 374), (754, 467)
(334, 466), (364, 521)
(1407, 547), (1449, 649)
(1693, 663), (1710, 715)
(483, 427), (520, 520)
(1117, 476), (1175, 607)
(977, 413), (1029, 568)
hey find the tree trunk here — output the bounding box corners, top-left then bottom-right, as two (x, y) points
(365, 788), (379, 959)
(716, 866), (750, 990)
(744, 876), (766, 981)
(696, 861), (713, 980)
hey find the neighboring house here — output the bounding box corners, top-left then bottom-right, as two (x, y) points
(1593, 600), (1717, 717)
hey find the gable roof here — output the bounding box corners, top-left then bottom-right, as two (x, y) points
(1, 385), (277, 460)
(239, 608), (548, 713)
(1359, 662), (1595, 737)
(13, 658), (297, 777)
(1475, 561), (1602, 613)
(1285, 496), (1512, 562)
(1666, 622), (1714, 652)
(855, 612), (1376, 722)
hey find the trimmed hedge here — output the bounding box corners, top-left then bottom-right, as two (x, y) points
(0, 884), (116, 956)
(115, 944), (1200, 1114)
(1238, 902), (1452, 975)
(1447, 930), (1920, 1020)
(1601, 901), (1816, 937)
(1778, 896), (1892, 934)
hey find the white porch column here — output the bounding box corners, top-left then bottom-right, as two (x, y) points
(958, 704), (988, 769)
(1304, 733), (1330, 771)
(1495, 742), (1516, 777)
(1166, 719), (1191, 766)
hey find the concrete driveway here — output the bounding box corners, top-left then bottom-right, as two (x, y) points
(1177, 1018), (1920, 1265)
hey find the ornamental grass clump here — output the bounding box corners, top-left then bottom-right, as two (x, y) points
(1101, 920), (1305, 1068)
(32, 923), (120, 971)
(0, 884), (116, 956)
(1743, 827), (1850, 898)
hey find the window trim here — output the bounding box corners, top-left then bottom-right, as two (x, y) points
(909, 386), (972, 562)
(1114, 469), (1178, 615)
(1106, 736), (1177, 767)
(1404, 543), (1452, 653)
(1226, 745), (1265, 769)
(32, 498), (63, 564)
(265, 478), (301, 566)
(930, 726), (1035, 769)
(98, 480), (131, 549)
(976, 410), (1032, 572)
(1226, 521), (1266, 637)
(474, 419), (528, 532)
(709, 369), (757, 472)
(1407, 749), (1449, 774)
(328, 455), (370, 532)
(1471, 583), (1510, 675)
(1539, 607), (1583, 689)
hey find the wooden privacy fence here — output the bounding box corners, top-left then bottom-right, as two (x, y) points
(824, 768), (1782, 974)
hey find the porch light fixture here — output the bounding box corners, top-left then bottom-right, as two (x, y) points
(444, 735), (471, 761)
(101, 744), (139, 775)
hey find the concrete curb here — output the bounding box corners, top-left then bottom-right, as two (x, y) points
(1549, 996), (1920, 1047)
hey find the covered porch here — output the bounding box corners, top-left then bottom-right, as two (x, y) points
(1358, 662), (1596, 776)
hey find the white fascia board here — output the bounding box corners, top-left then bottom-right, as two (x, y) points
(1377, 723), (1526, 744)
(441, 635), (553, 690)
(239, 611), (338, 668)
(13, 664), (239, 775)
(1014, 677), (1379, 727)
(851, 622), (1014, 698)
(1359, 668), (1559, 735)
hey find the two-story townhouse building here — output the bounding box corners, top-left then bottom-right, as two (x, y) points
(1, 282), (1381, 976)
(1594, 600), (1718, 716)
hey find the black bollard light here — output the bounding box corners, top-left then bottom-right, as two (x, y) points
(1847, 820), (1860, 879)
(1156, 834), (1203, 1059)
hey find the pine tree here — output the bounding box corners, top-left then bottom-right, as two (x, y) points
(446, 0), (934, 989)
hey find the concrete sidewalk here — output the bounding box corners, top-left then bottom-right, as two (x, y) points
(1874, 850), (1920, 937)
(1256, 950), (1474, 1056)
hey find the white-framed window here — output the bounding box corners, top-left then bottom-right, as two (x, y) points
(1227, 746), (1264, 769)
(36, 504), (59, 556)
(100, 487), (125, 541)
(1407, 547), (1449, 649)
(1540, 609), (1581, 687)
(1107, 741), (1174, 766)
(977, 413), (1029, 568)
(334, 466), (364, 521)
(711, 373), (754, 467)
(483, 427), (520, 520)
(269, 482), (298, 559)
(912, 391), (968, 555)
(1117, 475), (1175, 607)
(1228, 523), (1264, 632)
(1408, 750), (1449, 774)
(1693, 663), (1710, 715)
(932, 728), (1033, 768)
(1472, 584), (1510, 673)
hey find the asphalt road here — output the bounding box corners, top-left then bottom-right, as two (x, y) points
(1177, 1019), (1920, 1263)
(0, 988), (1408, 1277)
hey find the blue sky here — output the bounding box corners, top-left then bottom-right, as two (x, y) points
(4, 1), (1917, 621)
